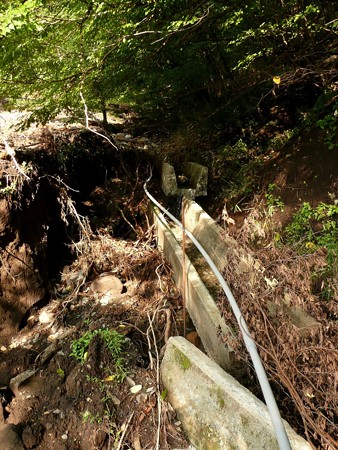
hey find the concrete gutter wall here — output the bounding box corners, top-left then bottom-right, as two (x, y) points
(152, 206), (242, 377)
(161, 337), (312, 450)
(181, 199), (235, 272)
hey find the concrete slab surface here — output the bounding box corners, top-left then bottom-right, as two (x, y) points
(161, 337), (312, 450)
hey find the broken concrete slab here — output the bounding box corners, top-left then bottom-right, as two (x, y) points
(161, 162), (208, 198)
(161, 162), (179, 196)
(161, 336), (312, 450)
(182, 162), (208, 197)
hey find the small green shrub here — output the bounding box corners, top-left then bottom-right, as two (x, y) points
(285, 202), (338, 256)
(70, 328), (127, 382)
(265, 184), (284, 215)
(316, 113), (338, 150)
(82, 410), (103, 424)
(222, 138), (249, 161)
(285, 201), (338, 298)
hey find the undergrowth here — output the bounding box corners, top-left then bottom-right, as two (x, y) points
(71, 328), (127, 383)
(284, 201), (338, 300)
(219, 199), (338, 448)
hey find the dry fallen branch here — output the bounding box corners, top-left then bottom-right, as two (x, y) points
(80, 91), (119, 150)
(3, 139), (31, 181)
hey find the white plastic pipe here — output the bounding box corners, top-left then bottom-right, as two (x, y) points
(144, 173), (292, 450)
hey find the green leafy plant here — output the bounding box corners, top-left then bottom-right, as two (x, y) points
(70, 328), (127, 382)
(265, 184), (284, 215)
(56, 368), (65, 378)
(82, 410), (102, 424)
(0, 181), (17, 196)
(285, 201), (338, 298)
(316, 113), (338, 150)
(285, 202), (338, 255)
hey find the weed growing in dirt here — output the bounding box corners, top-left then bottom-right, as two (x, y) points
(265, 183), (285, 215)
(82, 410), (103, 424)
(316, 113), (338, 150)
(70, 328), (127, 382)
(285, 201), (338, 298)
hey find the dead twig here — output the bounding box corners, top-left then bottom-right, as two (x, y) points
(116, 411), (134, 450)
(3, 139), (31, 181)
(80, 91), (119, 150)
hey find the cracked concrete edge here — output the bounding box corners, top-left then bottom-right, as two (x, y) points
(161, 337), (312, 450)
(161, 162), (208, 198)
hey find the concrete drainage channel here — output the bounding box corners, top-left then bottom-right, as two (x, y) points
(146, 163), (312, 450)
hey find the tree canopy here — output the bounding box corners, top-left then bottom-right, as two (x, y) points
(0, 0), (337, 125)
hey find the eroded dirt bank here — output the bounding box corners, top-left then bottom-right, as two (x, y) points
(0, 123), (189, 449)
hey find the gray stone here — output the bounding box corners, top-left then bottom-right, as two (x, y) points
(89, 274), (124, 304)
(283, 306), (321, 337)
(161, 337), (312, 450)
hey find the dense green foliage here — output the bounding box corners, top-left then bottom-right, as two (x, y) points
(0, 1), (337, 125)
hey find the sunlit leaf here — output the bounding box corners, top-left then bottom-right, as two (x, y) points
(103, 375), (115, 382)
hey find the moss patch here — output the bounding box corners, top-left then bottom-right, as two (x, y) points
(173, 347), (192, 371)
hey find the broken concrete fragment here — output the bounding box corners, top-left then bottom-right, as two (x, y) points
(161, 162), (208, 198)
(161, 336), (312, 450)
